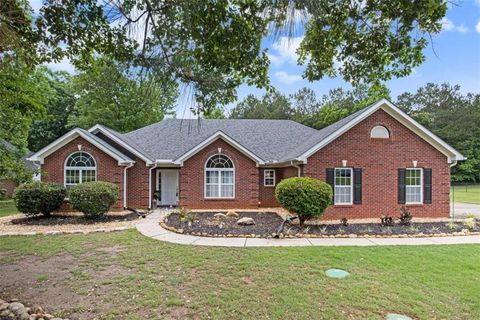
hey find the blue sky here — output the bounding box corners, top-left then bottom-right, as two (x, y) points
(30, 0), (480, 116)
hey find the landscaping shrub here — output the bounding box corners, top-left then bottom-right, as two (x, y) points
(69, 181), (119, 219)
(13, 182), (66, 217)
(275, 177), (332, 227)
(398, 206), (413, 226)
(380, 215), (394, 227)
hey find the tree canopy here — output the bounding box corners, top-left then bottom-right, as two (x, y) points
(4, 0), (449, 114)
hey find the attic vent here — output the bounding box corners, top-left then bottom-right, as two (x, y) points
(370, 125), (390, 139)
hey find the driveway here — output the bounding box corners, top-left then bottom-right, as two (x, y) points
(451, 202), (480, 218)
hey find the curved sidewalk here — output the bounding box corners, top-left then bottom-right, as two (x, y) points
(136, 210), (480, 247)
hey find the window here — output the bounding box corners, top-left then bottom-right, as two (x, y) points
(264, 169), (275, 186)
(406, 168), (422, 204)
(370, 125), (390, 138)
(64, 152), (96, 190)
(205, 154), (234, 198)
(334, 168), (352, 204)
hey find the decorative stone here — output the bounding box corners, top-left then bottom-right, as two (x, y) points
(237, 217), (255, 226)
(325, 268), (350, 279)
(385, 313), (412, 320)
(8, 302), (25, 313)
(226, 210), (239, 218)
(214, 213), (227, 219)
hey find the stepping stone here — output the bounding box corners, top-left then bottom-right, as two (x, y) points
(325, 268), (350, 279)
(386, 314), (412, 320)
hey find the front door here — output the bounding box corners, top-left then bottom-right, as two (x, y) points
(157, 170), (179, 206)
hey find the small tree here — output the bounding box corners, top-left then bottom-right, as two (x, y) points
(13, 182), (66, 217)
(275, 177), (332, 227)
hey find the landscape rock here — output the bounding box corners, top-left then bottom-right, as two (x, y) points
(226, 210), (239, 218)
(213, 213), (227, 220)
(237, 217), (255, 226)
(0, 300), (66, 320)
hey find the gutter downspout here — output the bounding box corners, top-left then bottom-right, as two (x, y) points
(123, 163), (134, 209)
(449, 160), (458, 220)
(148, 164), (159, 209)
(290, 160), (302, 177)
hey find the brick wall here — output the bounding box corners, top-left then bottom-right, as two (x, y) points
(126, 159), (150, 209)
(303, 109), (451, 219)
(259, 166), (299, 207)
(179, 138), (259, 209)
(41, 137), (125, 209)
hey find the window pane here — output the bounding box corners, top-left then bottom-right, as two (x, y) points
(334, 168), (352, 204)
(206, 171), (218, 184)
(206, 184), (219, 197)
(65, 170), (80, 184)
(82, 170), (96, 182)
(221, 185), (234, 198)
(221, 171), (233, 184)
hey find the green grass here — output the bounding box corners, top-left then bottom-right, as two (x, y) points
(0, 230), (479, 319)
(451, 184), (480, 204)
(0, 200), (17, 217)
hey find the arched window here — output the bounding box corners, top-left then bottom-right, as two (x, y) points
(64, 151), (97, 189)
(205, 154), (234, 198)
(370, 125), (390, 138)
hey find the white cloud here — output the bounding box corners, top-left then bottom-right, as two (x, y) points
(269, 36), (303, 66)
(46, 57), (76, 74)
(441, 17), (469, 33)
(274, 71), (302, 84)
(441, 17), (455, 31)
(476, 20), (480, 34)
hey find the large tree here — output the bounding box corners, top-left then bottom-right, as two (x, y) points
(396, 83), (480, 182)
(28, 68), (76, 152)
(230, 90), (295, 119)
(68, 58), (178, 132)
(28, 0), (447, 113)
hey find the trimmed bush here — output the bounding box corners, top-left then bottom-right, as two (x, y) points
(275, 177), (332, 227)
(13, 182), (66, 217)
(0, 184), (6, 200)
(69, 181), (119, 219)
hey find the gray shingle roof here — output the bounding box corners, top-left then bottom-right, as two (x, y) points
(123, 119), (320, 162)
(78, 129), (134, 163)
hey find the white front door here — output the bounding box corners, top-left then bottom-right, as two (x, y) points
(157, 170), (179, 206)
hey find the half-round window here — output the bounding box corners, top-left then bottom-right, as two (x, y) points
(205, 154), (234, 198)
(370, 125), (390, 139)
(64, 151), (96, 189)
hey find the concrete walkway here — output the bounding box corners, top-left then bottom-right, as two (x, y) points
(136, 210), (480, 247)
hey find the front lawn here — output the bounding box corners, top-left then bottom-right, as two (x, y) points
(0, 200), (17, 217)
(451, 184), (480, 205)
(0, 230), (479, 319)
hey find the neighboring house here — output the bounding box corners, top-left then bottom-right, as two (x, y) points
(1, 141), (40, 198)
(27, 99), (464, 219)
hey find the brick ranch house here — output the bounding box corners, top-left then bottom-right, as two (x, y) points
(28, 99), (464, 219)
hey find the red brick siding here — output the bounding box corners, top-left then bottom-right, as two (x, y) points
(179, 139), (259, 209)
(41, 137), (125, 209)
(303, 109), (450, 219)
(126, 159), (150, 209)
(1, 180), (16, 198)
(259, 166), (299, 207)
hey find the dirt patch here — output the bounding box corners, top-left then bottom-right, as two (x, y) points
(164, 211), (478, 237)
(0, 252), (131, 320)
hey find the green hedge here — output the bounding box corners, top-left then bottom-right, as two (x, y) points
(69, 181), (119, 219)
(275, 177), (332, 226)
(13, 182), (66, 217)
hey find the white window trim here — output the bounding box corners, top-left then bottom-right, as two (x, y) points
(334, 167), (353, 205)
(406, 168), (423, 205)
(64, 151), (97, 189)
(204, 155), (235, 199)
(264, 169), (276, 187)
(370, 125), (390, 138)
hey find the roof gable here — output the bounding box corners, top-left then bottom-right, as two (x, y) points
(298, 99), (464, 163)
(27, 129), (134, 165)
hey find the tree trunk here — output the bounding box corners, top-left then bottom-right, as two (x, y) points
(299, 216), (305, 228)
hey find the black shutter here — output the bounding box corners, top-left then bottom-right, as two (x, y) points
(353, 168), (362, 204)
(424, 168), (432, 204)
(398, 168), (406, 204)
(326, 168), (335, 204)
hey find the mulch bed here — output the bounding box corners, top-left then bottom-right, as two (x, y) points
(164, 211), (479, 238)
